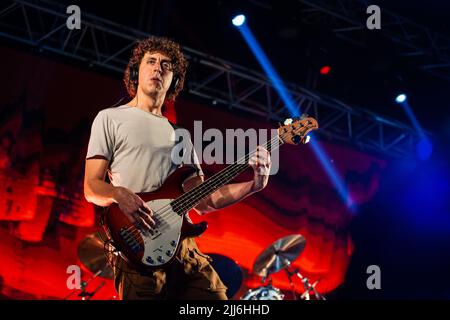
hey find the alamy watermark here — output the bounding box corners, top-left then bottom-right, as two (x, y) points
(66, 264), (81, 290)
(170, 121), (280, 175)
(367, 5), (381, 30)
(66, 5), (81, 30)
(366, 265), (381, 290)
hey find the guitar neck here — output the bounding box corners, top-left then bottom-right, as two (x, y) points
(171, 135), (284, 213)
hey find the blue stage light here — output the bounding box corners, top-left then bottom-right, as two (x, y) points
(235, 21), (355, 211)
(232, 15), (246, 27)
(395, 94), (407, 103)
(416, 138), (433, 161)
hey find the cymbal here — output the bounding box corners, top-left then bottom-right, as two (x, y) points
(253, 234), (306, 278)
(77, 232), (113, 279)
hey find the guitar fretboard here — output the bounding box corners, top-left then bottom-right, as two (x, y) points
(171, 134), (284, 213)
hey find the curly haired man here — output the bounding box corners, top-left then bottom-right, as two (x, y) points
(84, 36), (271, 300)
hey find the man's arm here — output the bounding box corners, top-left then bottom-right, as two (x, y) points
(184, 146), (271, 215)
(183, 176), (256, 214)
(84, 156), (154, 229)
(84, 157), (117, 206)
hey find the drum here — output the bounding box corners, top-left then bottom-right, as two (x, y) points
(240, 285), (284, 300)
(206, 253), (244, 299)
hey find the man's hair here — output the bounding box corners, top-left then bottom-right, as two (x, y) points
(124, 36), (188, 101)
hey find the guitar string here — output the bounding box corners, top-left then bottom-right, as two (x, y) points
(121, 131), (289, 241)
(122, 127), (308, 245)
(121, 132), (285, 243)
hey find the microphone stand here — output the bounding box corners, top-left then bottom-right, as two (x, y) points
(64, 269), (104, 300)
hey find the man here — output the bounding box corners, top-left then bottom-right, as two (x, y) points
(84, 36), (271, 300)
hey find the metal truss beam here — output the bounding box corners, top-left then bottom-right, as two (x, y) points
(251, 0), (450, 81)
(0, 0), (424, 158)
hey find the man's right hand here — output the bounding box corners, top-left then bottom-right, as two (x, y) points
(113, 186), (155, 231)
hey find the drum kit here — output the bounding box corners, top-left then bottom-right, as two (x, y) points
(65, 232), (114, 300)
(240, 234), (326, 300)
(72, 232), (325, 300)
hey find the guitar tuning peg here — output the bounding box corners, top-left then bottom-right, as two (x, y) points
(283, 118), (293, 125)
(300, 113), (309, 120)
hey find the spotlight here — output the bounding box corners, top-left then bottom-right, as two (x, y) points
(395, 94), (407, 103)
(232, 14), (246, 27)
(320, 66), (331, 75)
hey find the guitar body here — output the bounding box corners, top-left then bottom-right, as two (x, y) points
(104, 166), (207, 273)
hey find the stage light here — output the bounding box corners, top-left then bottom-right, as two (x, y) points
(320, 66), (331, 75)
(234, 24), (355, 210)
(232, 14), (246, 27)
(398, 98), (431, 161)
(395, 94), (407, 103)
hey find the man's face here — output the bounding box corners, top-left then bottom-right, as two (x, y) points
(138, 51), (174, 97)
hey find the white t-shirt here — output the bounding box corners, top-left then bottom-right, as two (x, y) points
(86, 105), (203, 193)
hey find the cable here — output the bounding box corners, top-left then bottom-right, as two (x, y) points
(110, 96), (127, 108)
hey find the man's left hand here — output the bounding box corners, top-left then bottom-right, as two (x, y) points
(249, 145), (271, 192)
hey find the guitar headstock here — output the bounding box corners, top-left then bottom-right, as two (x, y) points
(278, 115), (319, 145)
